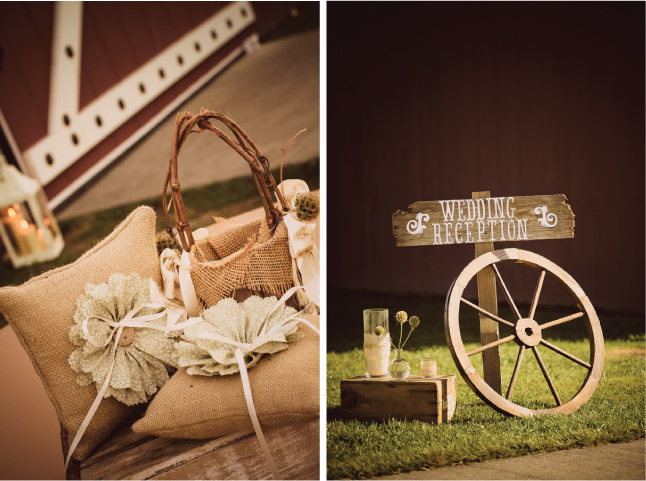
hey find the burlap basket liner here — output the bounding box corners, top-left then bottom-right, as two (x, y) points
(132, 314), (319, 439)
(190, 218), (294, 310)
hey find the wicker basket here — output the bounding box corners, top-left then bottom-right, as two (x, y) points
(161, 110), (295, 310)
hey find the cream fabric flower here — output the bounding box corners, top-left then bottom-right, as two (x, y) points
(176, 296), (304, 376)
(68, 273), (180, 406)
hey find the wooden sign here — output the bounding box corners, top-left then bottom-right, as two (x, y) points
(392, 194), (574, 247)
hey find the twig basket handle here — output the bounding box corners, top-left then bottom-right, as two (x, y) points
(162, 110), (287, 251)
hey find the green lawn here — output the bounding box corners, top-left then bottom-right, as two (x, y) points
(327, 290), (645, 479)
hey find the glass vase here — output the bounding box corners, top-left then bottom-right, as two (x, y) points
(363, 308), (390, 378)
(389, 348), (410, 379)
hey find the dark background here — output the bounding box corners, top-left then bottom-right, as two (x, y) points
(327, 2), (645, 344)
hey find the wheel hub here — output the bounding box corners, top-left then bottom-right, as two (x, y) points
(515, 318), (541, 347)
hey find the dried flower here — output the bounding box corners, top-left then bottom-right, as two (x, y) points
(395, 311), (408, 324)
(374, 326), (385, 336)
(389, 310), (421, 355)
(156, 231), (179, 256)
(294, 192), (320, 222)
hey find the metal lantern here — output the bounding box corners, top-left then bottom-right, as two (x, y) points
(0, 155), (64, 268)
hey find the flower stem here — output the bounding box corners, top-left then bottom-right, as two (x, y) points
(400, 326), (413, 351)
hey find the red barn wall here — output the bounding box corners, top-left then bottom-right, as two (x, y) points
(327, 2), (645, 314)
(0, 1), (302, 200)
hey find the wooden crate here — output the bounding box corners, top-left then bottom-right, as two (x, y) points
(340, 375), (456, 424)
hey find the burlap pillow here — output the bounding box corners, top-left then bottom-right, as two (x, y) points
(132, 314), (319, 438)
(0, 206), (162, 461)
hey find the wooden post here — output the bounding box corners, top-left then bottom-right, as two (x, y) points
(472, 191), (502, 395)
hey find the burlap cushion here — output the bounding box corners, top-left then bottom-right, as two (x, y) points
(0, 206), (162, 461)
(132, 314), (319, 438)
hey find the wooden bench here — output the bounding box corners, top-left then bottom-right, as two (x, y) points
(64, 418), (319, 480)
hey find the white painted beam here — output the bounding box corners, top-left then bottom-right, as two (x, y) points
(26, 1), (255, 186)
(48, 37), (257, 210)
(48, 1), (83, 135)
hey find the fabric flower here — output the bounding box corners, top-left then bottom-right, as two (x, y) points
(68, 273), (181, 406)
(176, 295), (304, 376)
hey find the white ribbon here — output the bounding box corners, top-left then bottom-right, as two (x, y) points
(275, 179), (309, 209)
(178, 251), (201, 318)
(160, 248), (182, 301)
(65, 280), (204, 469)
(277, 179), (320, 310)
(159, 227), (209, 318)
(277, 180), (320, 309)
(65, 281), (319, 476)
(192, 286), (320, 480)
(283, 213), (320, 308)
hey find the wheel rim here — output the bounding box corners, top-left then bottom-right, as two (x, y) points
(444, 248), (604, 417)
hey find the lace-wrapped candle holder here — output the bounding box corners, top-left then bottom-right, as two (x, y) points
(363, 308), (390, 378)
(420, 358), (437, 378)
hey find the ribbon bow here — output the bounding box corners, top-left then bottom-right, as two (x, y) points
(192, 286), (319, 480)
(283, 213), (320, 308)
(276, 180), (320, 309)
(65, 279), (204, 469)
(159, 227), (210, 318)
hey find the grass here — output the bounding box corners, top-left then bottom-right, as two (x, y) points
(0, 158), (319, 327)
(327, 289), (645, 479)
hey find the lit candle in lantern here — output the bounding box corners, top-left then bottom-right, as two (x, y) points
(0, 154), (65, 267)
(2, 207), (26, 254)
(36, 228), (46, 249)
(19, 219), (44, 253)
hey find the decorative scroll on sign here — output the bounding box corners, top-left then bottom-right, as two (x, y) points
(392, 194), (574, 247)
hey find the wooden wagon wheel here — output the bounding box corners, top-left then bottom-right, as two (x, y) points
(444, 248), (604, 417)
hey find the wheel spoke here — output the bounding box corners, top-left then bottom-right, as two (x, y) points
(531, 346), (562, 406)
(492, 264), (522, 320)
(506, 345), (525, 401)
(528, 269), (546, 319)
(466, 334), (515, 357)
(460, 297), (515, 328)
(540, 312), (585, 330)
(540, 339), (591, 369)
